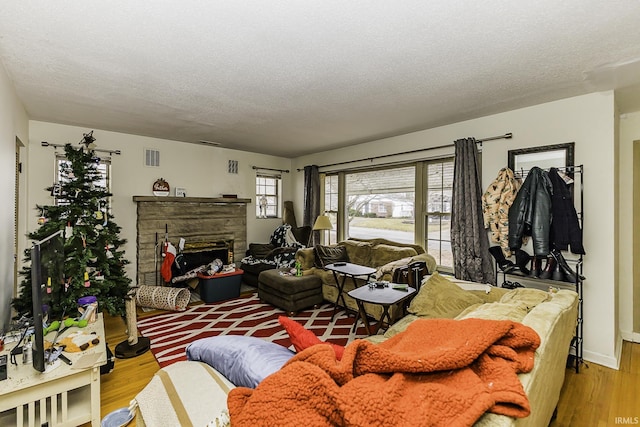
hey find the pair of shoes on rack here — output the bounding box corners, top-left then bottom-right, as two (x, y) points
(515, 249), (531, 275)
(538, 256), (563, 281)
(550, 249), (586, 283)
(526, 250), (584, 283)
(489, 247), (584, 284)
(489, 246), (518, 273)
(528, 255), (543, 278)
(489, 247), (535, 276)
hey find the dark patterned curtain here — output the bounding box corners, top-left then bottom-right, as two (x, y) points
(303, 165), (321, 246)
(451, 138), (494, 284)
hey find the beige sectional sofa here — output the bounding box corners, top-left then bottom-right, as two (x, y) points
(135, 272), (578, 427)
(367, 272), (579, 427)
(295, 237), (437, 320)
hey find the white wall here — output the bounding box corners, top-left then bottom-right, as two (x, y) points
(293, 92), (620, 368)
(26, 122), (293, 283)
(0, 62), (28, 332)
(619, 111), (640, 342)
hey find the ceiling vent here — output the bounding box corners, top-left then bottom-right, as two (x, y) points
(145, 149), (160, 167)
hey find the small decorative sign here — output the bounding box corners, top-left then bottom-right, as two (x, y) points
(153, 178), (170, 196)
(175, 187), (187, 197)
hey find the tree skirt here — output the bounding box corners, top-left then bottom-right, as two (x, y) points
(137, 294), (368, 368)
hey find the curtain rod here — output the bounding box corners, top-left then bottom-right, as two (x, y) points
(252, 166), (290, 173)
(296, 133), (512, 171)
(41, 141), (121, 155)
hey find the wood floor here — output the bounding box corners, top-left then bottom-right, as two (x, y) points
(94, 311), (640, 427)
(551, 341), (640, 427)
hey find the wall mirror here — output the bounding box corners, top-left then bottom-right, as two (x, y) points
(508, 142), (575, 178)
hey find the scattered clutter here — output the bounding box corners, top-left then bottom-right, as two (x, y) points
(501, 280), (525, 289)
(77, 296), (98, 323)
(58, 331), (100, 352)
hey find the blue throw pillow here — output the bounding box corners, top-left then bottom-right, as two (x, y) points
(185, 335), (294, 388)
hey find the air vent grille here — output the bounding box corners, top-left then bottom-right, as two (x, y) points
(228, 160), (238, 174)
(145, 149), (160, 167)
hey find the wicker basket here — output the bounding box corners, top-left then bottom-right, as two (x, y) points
(136, 285), (191, 311)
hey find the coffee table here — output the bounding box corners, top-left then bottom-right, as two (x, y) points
(348, 284), (416, 335)
(324, 262), (376, 320)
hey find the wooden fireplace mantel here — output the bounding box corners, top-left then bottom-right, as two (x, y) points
(133, 196), (252, 204)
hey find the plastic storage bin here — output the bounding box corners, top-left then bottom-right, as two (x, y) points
(197, 269), (244, 303)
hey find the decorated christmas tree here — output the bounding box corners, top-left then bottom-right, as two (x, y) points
(13, 131), (131, 318)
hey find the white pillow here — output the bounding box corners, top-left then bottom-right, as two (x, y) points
(135, 361), (234, 427)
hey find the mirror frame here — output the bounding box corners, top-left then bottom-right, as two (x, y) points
(508, 142), (575, 176)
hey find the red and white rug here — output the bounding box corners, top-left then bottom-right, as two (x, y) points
(137, 294), (369, 368)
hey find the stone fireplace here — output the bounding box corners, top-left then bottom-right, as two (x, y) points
(132, 196), (251, 285)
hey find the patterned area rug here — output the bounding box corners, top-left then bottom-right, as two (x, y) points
(137, 293), (369, 368)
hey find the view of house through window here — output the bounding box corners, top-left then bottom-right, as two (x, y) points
(425, 159), (454, 267)
(345, 166), (415, 244)
(256, 173), (281, 218)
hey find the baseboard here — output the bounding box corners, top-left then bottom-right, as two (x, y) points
(620, 330), (640, 343)
(583, 349), (620, 370)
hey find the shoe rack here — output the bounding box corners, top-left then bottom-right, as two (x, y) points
(494, 165), (584, 373)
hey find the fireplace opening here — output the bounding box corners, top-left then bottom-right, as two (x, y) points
(172, 240), (234, 281)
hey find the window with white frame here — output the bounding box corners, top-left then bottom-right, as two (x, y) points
(323, 174), (339, 245)
(344, 166), (416, 244)
(256, 173), (281, 218)
(322, 157), (457, 269)
(55, 154), (111, 206)
(424, 158), (454, 268)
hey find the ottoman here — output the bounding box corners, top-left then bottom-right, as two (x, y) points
(258, 269), (324, 315)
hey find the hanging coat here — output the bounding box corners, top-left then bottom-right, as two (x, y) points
(482, 167), (521, 257)
(548, 167), (585, 254)
(508, 167), (553, 256)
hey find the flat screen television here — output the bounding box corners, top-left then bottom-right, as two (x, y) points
(30, 230), (64, 372)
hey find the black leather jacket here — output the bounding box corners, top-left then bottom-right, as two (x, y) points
(508, 167), (553, 256)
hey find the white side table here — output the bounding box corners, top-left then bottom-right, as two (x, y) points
(0, 313), (107, 426)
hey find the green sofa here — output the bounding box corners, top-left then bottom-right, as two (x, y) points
(295, 237), (437, 320)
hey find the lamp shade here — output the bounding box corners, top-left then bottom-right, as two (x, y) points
(312, 215), (333, 231)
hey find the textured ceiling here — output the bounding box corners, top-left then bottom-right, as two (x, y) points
(1, 1), (640, 157)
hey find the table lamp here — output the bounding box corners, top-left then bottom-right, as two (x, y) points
(311, 214), (333, 245)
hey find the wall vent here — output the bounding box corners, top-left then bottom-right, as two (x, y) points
(228, 160), (238, 174)
(145, 149), (160, 167)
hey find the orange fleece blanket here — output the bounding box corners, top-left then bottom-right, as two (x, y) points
(228, 318), (540, 427)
